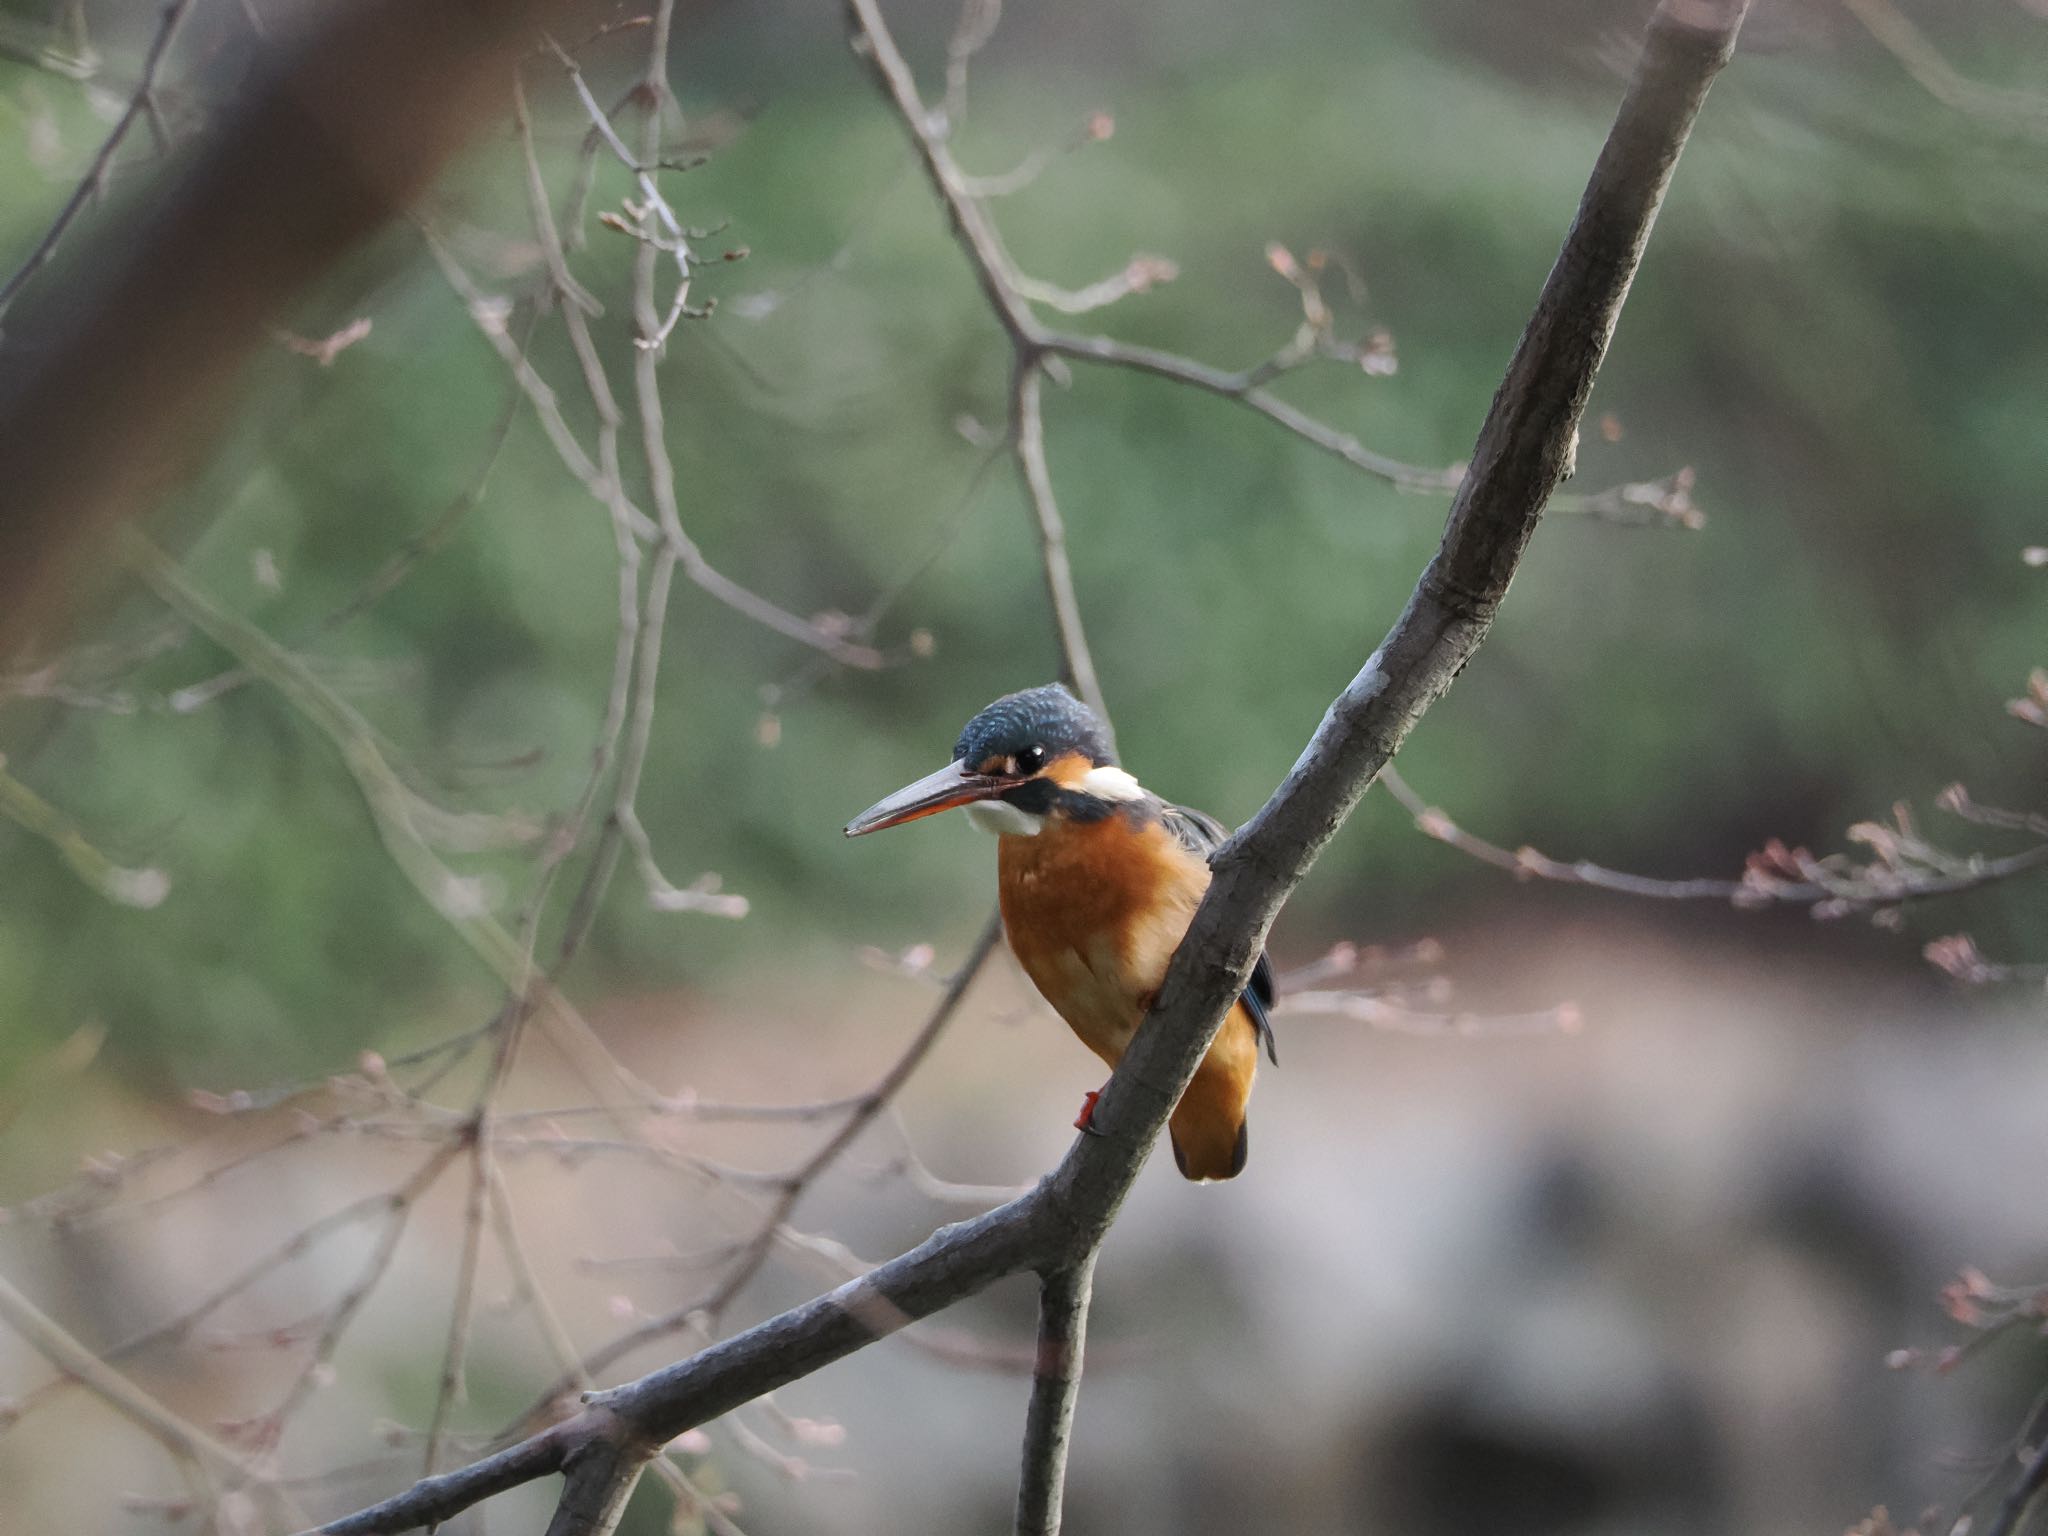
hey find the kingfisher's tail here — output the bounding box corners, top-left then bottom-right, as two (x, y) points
(1166, 1009), (1259, 1181)
(1168, 1103), (1248, 1181)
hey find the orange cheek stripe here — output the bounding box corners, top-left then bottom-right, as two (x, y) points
(1041, 751), (1097, 788)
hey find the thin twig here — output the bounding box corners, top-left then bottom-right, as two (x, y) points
(0, 1269), (271, 1502)
(1011, 363), (1111, 740)
(1381, 765), (2048, 912)
(0, 755), (168, 907)
(523, 913), (1003, 1407)
(1981, 1437), (2048, 1536)
(603, 0), (753, 920)
(259, 1145), (462, 1444)
(1035, 329), (1699, 522)
(167, 340), (532, 714)
(421, 1145), (491, 1476)
(0, 0), (196, 316)
(844, 0), (1697, 527)
(424, 228), (882, 669)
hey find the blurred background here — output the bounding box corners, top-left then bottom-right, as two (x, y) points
(1, 0), (2045, 1531)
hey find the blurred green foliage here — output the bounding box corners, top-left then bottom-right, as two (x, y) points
(0, 0), (2044, 1097)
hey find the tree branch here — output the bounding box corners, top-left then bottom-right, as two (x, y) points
(310, 1), (1749, 1529)
(543, 1417), (653, 1536)
(842, 0), (1696, 528)
(1012, 361), (1113, 739)
(1014, 1257), (1095, 1536)
(524, 913), (1004, 1409)
(1982, 1434), (2048, 1536)
(0, 0), (197, 318)
(0, 1269), (260, 1487)
(1382, 764), (2048, 914)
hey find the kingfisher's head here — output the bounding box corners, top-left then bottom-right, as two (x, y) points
(843, 684), (1141, 839)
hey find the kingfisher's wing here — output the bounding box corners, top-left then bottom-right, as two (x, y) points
(1160, 802), (1279, 1067)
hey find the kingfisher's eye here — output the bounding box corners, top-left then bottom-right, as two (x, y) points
(1013, 745), (1047, 774)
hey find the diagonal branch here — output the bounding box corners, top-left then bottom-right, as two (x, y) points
(0, 1269), (278, 1520)
(1982, 1434), (2048, 1536)
(309, 2), (1749, 1530)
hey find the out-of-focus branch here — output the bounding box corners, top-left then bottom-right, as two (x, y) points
(311, 3), (1749, 1529)
(0, 1270), (274, 1514)
(0, 756), (168, 907)
(1381, 766), (2048, 916)
(165, 356), (530, 715)
(1980, 1432), (2048, 1536)
(0, 0), (196, 317)
(844, 0), (1699, 532)
(1842, 0), (2048, 135)
(425, 229), (881, 673)
(0, 0), (597, 660)
(510, 912), (1003, 1422)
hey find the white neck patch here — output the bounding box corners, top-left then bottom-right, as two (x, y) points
(963, 766), (1145, 838)
(1077, 765), (1145, 802)
(966, 798), (1044, 838)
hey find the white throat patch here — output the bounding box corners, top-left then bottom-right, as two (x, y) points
(1077, 765), (1145, 801)
(966, 798), (1044, 838)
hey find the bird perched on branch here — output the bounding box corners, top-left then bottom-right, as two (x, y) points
(844, 684), (1276, 1181)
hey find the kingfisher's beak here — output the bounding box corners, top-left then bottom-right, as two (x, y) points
(844, 760), (1007, 837)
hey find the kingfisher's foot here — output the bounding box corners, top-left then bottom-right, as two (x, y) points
(1073, 1089), (1107, 1136)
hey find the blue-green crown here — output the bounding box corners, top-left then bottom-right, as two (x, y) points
(954, 684), (1113, 769)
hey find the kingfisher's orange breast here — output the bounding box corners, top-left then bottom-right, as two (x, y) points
(995, 812), (1210, 1067)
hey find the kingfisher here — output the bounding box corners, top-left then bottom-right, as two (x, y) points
(844, 684), (1275, 1181)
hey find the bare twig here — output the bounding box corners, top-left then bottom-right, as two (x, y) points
(0, 0), (195, 317)
(424, 228), (881, 672)
(0, 1269), (272, 1509)
(523, 913), (1003, 1408)
(421, 1150), (492, 1477)
(1981, 1436), (2048, 1536)
(1381, 765), (2048, 915)
(941, 0), (1001, 127)
(9, 1183), (422, 1433)
(260, 1145), (462, 1445)
(1011, 363), (1111, 738)
(167, 322), (534, 715)
(844, 0), (1696, 529)
(604, 0), (753, 920)
(0, 756), (168, 907)
(1035, 329), (1701, 523)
